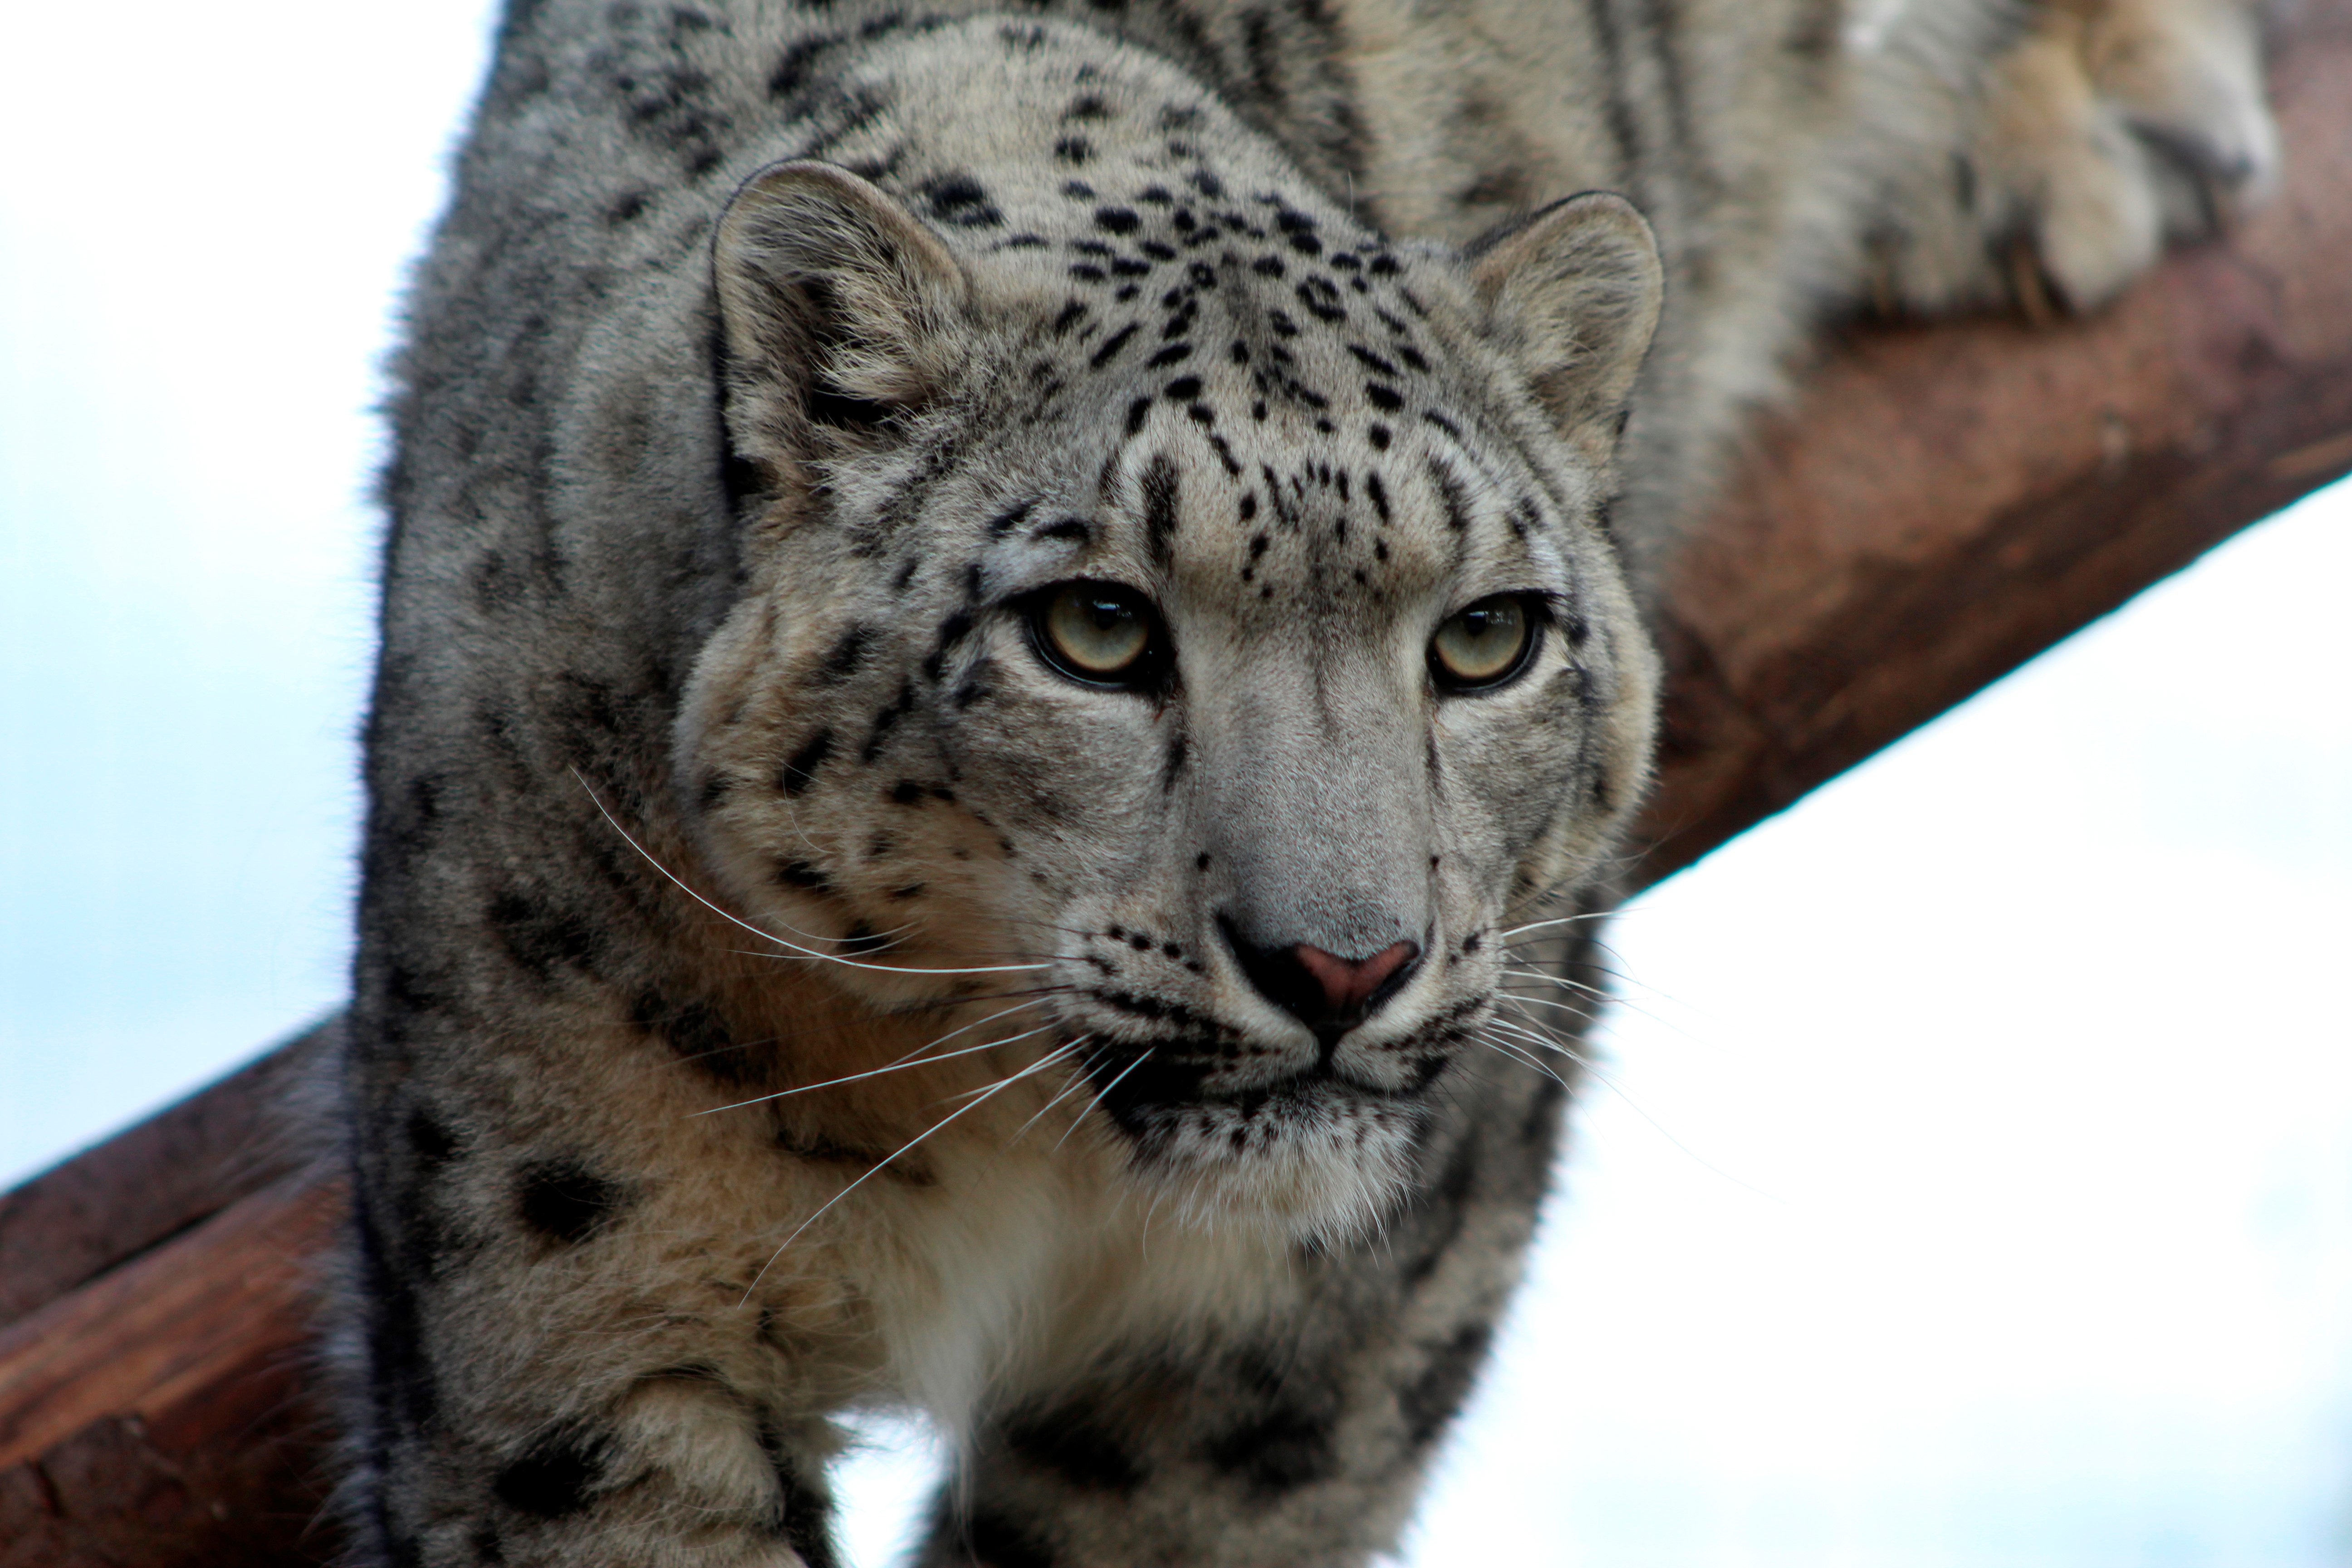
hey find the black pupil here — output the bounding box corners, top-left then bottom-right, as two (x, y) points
(1085, 596), (1136, 632)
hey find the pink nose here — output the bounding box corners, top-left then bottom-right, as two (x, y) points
(1291, 940), (1420, 1016)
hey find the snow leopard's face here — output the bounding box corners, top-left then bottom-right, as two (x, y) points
(683, 155), (1661, 1237)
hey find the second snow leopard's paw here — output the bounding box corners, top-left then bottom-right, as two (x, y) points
(1885, 0), (2280, 317)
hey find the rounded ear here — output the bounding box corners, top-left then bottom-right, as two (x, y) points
(1467, 191), (1663, 467)
(712, 160), (971, 474)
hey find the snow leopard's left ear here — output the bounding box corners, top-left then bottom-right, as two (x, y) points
(713, 159), (972, 472)
(1468, 191), (1663, 467)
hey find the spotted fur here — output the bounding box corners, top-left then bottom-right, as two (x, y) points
(342, 0), (2274, 1562)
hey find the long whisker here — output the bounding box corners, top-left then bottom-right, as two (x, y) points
(1482, 1018), (1775, 1201)
(691, 1000), (1051, 1115)
(1496, 990), (1602, 1025)
(1009, 1036), (1102, 1143)
(1485, 1019), (1597, 1070)
(746, 1042), (1083, 1298)
(1495, 963), (1614, 1001)
(1472, 1033), (1572, 1090)
(1054, 1048), (1154, 1152)
(573, 769), (1050, 978)
(1495, 911), (1617, 940)
(933, 1024), (1066, 1100)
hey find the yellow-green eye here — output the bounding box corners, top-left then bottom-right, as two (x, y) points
(1034, 582), (1160, 684)
(1430, 595), (1538, 689)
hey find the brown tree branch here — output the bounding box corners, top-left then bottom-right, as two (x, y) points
(5, 3), (2349, 1557)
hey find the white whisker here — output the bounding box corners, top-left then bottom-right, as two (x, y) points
(570, 770), (1052, 977)
(1009, 1036), (1101, 1143)
(746, 1042), (1082, 1298)
(690, 1000), (1049, 1115)
(1054, 1047), (1155, 1152)
(1496, 911), (1615, 940)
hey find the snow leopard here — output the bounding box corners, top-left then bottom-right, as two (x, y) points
(341, 0), (2275, 1562)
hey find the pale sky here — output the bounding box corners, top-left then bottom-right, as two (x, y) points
(3, 4), (2347, 1563)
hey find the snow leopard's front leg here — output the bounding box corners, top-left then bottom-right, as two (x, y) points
(911, 1058), (1571, 1568)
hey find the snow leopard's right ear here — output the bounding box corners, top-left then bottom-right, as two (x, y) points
(714, 160), (971, 470)
(1467, 191), (1663, 470)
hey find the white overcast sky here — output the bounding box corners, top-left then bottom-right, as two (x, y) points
(3, 5), (2347, 1565)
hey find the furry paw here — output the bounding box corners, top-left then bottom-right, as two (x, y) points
(1883, 0), (2280, 316)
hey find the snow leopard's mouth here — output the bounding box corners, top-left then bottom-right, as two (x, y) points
(1078, 1040), (1452, 1141)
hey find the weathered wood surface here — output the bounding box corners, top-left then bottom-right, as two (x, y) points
(5, 3), (2348, 1556)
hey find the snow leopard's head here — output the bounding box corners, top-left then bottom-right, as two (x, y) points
(682, 137), (1661, 1238)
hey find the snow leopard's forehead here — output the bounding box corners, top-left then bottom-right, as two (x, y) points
(784, 18), (1614, 618)
(816, 186), (1607, 644)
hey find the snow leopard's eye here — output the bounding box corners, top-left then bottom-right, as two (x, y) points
(1029, 581), (1166, 688)
(1430, 594), (1540, 691)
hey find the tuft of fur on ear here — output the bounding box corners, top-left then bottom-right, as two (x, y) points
(713, 159), (970, 480)
(1468, 192), (1663, 469)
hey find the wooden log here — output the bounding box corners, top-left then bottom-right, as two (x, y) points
(4, 2), (2348, 1555)
(0, 1171), (344, 1568)
(0, 1021), (333, 1335)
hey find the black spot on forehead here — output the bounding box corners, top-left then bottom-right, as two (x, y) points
(1089, 322), (1139, 368)
(1094, 206), (1141, 235)
(1140, 453), (1181, 564)
(918, 172), (1002, 227)
(1294, 276), (1346, 322)
(1427, 456), (1473, 532)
